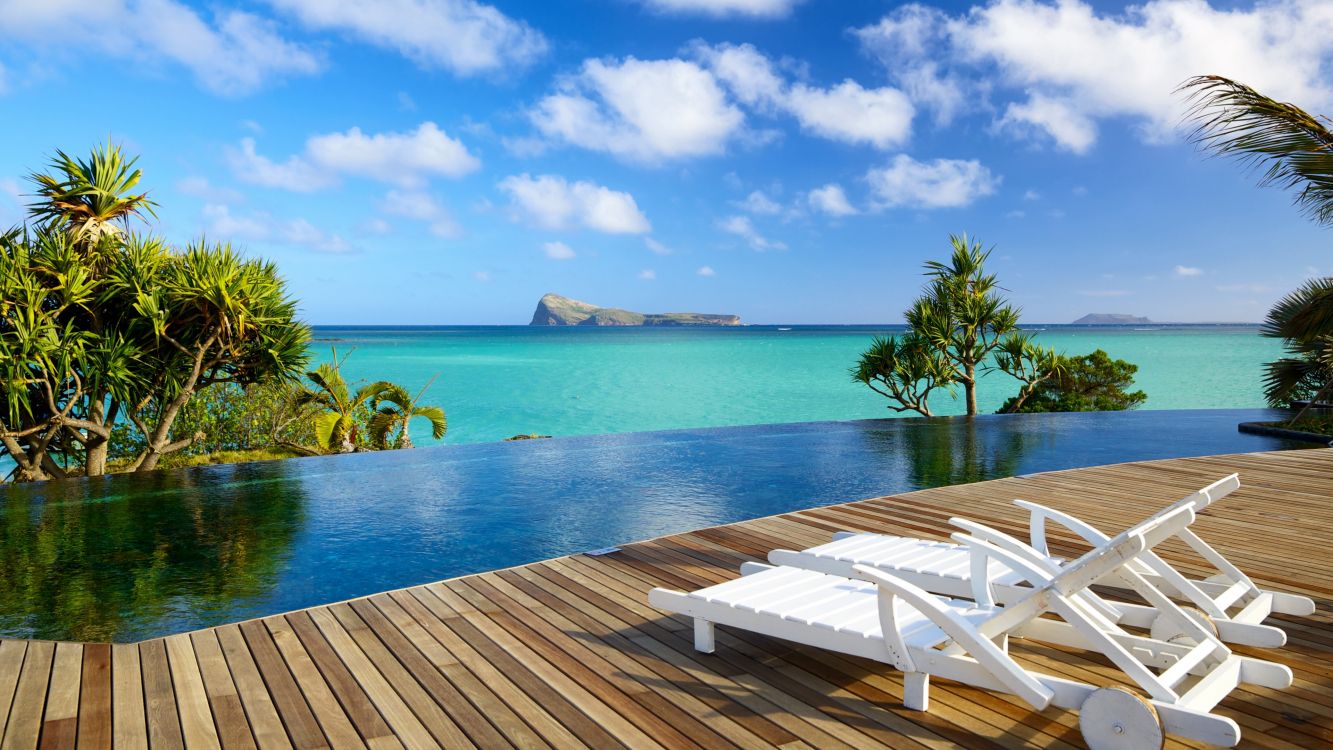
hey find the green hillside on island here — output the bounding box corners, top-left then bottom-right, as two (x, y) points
(530, 293), (741, 326)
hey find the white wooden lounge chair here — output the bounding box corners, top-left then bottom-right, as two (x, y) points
(649, 504), (1293, 749)
(768, 474), (1314, 648)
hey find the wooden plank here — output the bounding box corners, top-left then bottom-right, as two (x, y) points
(282, 612), (393, 745)
(38, 642), (82, 750)
(262, 617), (363, 749)
(236, 620), (326, 750)
(214, 625), (292, 750)
(111, 644), (147, 750)
(0, 642), (29, 741)
(164, 635), (221, 750)
(3, 640), (54, 750)
(139, 640), (184, 750)
(76, 644), (111, 750)
(189, 631), (257, 750)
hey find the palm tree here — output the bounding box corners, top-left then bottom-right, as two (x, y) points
(368, 377), (447, 449)
(1181, 76), (1333, 422)
(1258, 279), (1333, 421)
(298, 350), (391, 453)
(28, 140), (158, 246)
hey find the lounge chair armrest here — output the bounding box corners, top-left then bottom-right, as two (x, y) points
(949, 518), (1062, 573)
(1014, 499), (1111, 556)
(852, 564), (1056, 710)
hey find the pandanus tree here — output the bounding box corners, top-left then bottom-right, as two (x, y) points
(368, 378), (448, 449)
(1, 143), (310, 481)
(854, 234), (1063, 417)
(1181, 75), (1333, 420)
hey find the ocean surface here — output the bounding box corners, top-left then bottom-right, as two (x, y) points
(315, 324), (1281, 446)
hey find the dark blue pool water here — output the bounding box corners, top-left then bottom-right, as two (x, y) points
(0, 409), (1310, 641)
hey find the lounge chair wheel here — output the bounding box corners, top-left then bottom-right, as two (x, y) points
(1079, 687), (1163, 750)
(1149, 606), (1217, 645)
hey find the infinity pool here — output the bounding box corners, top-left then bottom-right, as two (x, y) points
(0, 409), (1308, 642)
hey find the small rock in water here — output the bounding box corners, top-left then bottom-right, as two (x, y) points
(505, 433), (552, 441)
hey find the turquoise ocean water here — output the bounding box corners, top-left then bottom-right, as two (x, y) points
(316, 325), (1282, 446)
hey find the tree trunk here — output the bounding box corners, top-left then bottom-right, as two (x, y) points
(84, 399), (116, 477)
(964, 364), (978, 416)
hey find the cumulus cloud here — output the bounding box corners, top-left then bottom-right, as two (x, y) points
(696, 42), (915, 149)
(639, 0), (806, 18)
(530, 57), (745, 163)
(719, 214), (786, 251)
(807, 184), (857, 216)
(543, 240), (576, 260)
(1174, 265), (1203, 277)
(866, 154), (999, 209)
(229, 122), (479, 191)
(855, 0), (1333, 151)
(697, 265), (716, 277)
(380, 190), (461, 238)
(176, 176), (245, 204)
(203, 204), (352, 253)
(638, 268), (657, 280)
(498, 174), (651, 234)
(736, 190), (782, 215)
(267, 0), (546, 75)
(0, 0), (320, 95)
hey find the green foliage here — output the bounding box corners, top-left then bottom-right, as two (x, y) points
(1, 142), (309, 481)
(999, 350), (1146, 413)
(1181, 75), (1333, 227)
(853, 234), (1061, 416)
(368, 379), (447, 449)
(1257, 277), (1333, 410)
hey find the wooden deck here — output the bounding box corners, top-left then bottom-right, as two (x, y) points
(0, 448), (1330, 749)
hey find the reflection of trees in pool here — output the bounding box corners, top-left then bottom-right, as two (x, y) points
(868, 419), (1029, 489)
(0, 466), (304, 641)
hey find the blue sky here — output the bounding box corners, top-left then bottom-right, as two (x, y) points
(0, 0), (1329, 325)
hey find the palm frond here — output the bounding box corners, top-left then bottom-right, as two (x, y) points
(1181, 75), (1333, 226)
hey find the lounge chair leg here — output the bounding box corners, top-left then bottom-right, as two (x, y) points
(694, 619), (715, 653)
(904, 672), (929, 711)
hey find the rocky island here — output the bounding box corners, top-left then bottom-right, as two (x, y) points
(1072, 313), (1153, 325)
(530, 293), (741, 326)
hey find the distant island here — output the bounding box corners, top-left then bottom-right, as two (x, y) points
(530, 293), (741, 326)
(1072, 313), (1153, 325)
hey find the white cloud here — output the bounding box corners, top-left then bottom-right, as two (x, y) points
(696, 42), (915, 149)
(866, 154), (999, 209)
(380, 190), (460, 238)
(358, 217), (393, 236)
(202, 204), (352, 253)
(531, 57), (745, 163)
(0, 0), (320, 95)
(638, 268), (657, 280)
(543, 240), (576, 260)
(267, 0), (546, 76)
(856, 0), (1333, 151)
(1023, 189), (1041, 201)
(498, 174), (651, 234)
(228, 138), (337, 192)
(852, 5), (967, 125)
(229, 122), (479, 191)
(645, 237), (672, 255)
(639, 0), (805, 18)
(1174, 265), (1203, 277)
(474, 270), (492, 282)
(697, 265), (716, 277)
(736, 190), (782, 215)
(783, 81), (914, 149)
(807, 184), (857, 216)
(997, 93), (1097, 154)
(719, 214), (786, 251)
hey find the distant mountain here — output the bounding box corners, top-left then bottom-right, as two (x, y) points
(530, 293), (741, 326)
(1072, 313), (1153, 325)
